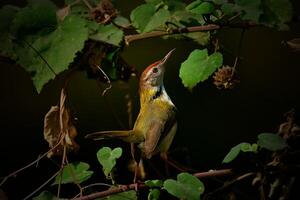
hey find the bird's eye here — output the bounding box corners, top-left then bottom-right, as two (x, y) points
(152, 67), (158, 73)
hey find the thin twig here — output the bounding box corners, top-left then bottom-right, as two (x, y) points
(82, 0), (93, 11)
(231, 28), (246, 77)
(96, 65), (112, 96)
(22, 170), (61, 200)
(0, 136), (64, 186)
(57, 144), (67, 198)
(73, 169), (233, 200)
(207, 172), (255, 196)
(96, 82), (126, 129)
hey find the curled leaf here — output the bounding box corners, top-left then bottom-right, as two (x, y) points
(43, 88), (79, 157)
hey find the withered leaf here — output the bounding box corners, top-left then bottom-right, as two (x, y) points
(43, 88), (79, 157)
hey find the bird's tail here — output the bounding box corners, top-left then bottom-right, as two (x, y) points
(85, 130), (134, 142)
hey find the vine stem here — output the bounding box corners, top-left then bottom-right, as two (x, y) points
(22, 169), (61, 200)
(124, 23), (256, 45)
(73, 169), (233, 200)
(0, 136), (64, 186)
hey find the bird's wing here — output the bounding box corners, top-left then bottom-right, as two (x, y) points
(144, 107), (177, 159)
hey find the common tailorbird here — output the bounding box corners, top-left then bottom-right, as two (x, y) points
(86, 49), (177, 178)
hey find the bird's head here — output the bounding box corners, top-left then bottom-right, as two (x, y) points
(139, 49), (175, 90)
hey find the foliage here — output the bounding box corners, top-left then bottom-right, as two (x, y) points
(89, 24), (123, 46)
(97, 147), (122, 177)
(179, 49), (223, 90)
(0, 0), (292, 92)
(145, 179), (163, 187)
(0, 0), (294, 92)
(163, 172), (205, 200)
(0, 0), (296, 199)
(257, 133), (288, 151)
(223, 133), (287, 163)
(53, 162), (93, 185)
(148, 188), (160, 200)
(223, 142), (258, 163)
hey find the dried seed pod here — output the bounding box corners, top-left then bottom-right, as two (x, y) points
(91, 0), (117, 24)
(213, 65), (239, 89)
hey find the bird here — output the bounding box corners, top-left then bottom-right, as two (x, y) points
(86, 49), (177, 179)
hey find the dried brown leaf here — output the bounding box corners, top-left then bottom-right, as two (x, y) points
(43, 88), (79, 157)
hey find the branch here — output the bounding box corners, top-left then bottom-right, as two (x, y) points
(73, 168), (233, 200)
(124, 23), (256, 45)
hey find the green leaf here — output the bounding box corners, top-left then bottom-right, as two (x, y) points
(184, 31), (210, 46)
(0, 5), (19, 57)
(222, 142), (257, 163)
(144, 8), (170, 33)
(148, 189), (160, 200)
(33, 191), (58, 200)
(111, 147), (123, 158)
(211, 0), (227, 5)
(236, 0), (263, 22)
(89, 24), (124, 46)
(265, 0), (292, 23)
(15, 14), (88, 92)
(186, 1), (215, 15)
(145, 179), (163, 187)
(251, 143), (258, 152)
(221, 3), (239, 15)
(220, 0), (263, 22)
(130, 4), (156, 33)
(257, 133), (288, 151)
(130, 4), (170, 33)
(113, 16), (131, 28)
(179, 49), (223, 90)
(164, 0), (186, 13)
(223, 143), (242, 163)
(186, 0), (202, 11)
(11, 0), (57, 36)
(97, 147), (123, 177)
(240, 142), (253, 152)
(53, 162), (93, 185)
(99, 190), (137, 200)
(0, 5), (19, 32)
(164, 172), (204, 200)
(261, 0), (292, 29)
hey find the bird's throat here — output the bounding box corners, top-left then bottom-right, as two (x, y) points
(140, 85), (174, 107)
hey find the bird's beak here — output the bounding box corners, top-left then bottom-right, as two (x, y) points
(160, 48), (175, 66)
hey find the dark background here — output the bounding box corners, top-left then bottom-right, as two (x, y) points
(0, 0), (300, 199)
